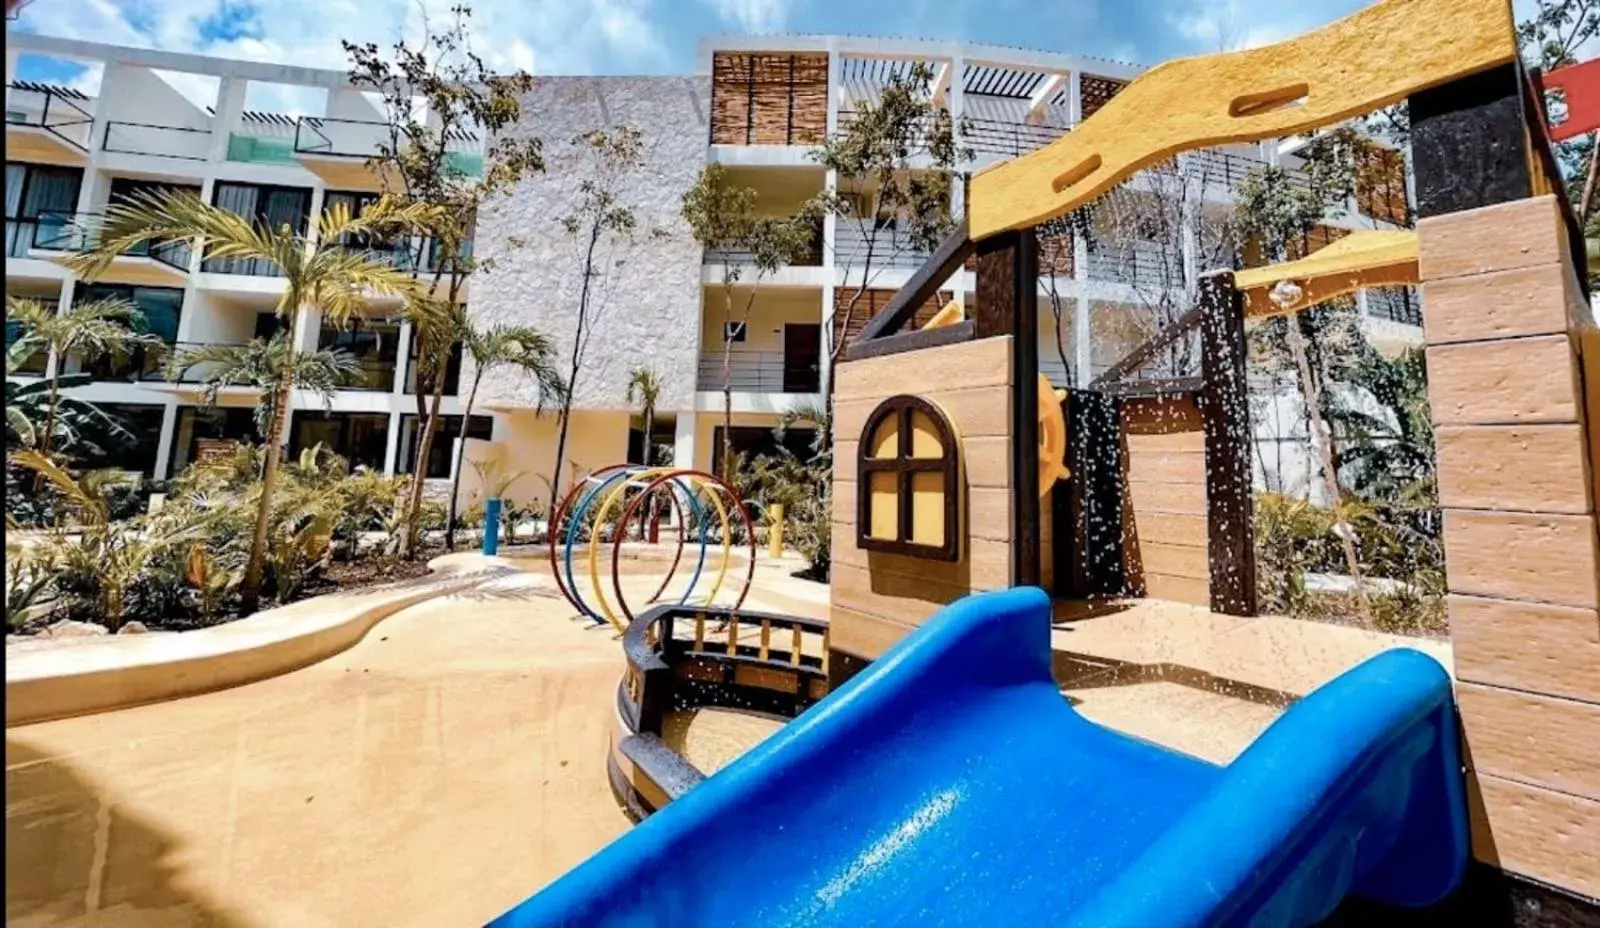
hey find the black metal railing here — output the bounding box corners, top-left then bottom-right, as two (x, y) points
(5, 84), (94, 151)
(832, 222), (935, 270)
(705, 219), (823, 267)
(963, 116), (1069, 159)
(1365, 287), (1423, 326)
(28, 210), (193, 272)
(1084, 241), (1185, 290)
(696, 349), (821, 394)
(293, 115), (482, 160)
(101, 121), (212, 161)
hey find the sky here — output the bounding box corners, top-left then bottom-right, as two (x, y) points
(7, 0), (1556, 111)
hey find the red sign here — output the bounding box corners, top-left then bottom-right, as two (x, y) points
(1541, 58), (1600, 142)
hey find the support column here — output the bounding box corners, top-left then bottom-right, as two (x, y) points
(208, 77), (246, 164)
(152, 402), (178, 479)
(1197, 272), (1257, 616)
(1410, 63), (1600, 909)
(975, 228), (1040, 587)
(672, 412), (697, 471)
(382, 411), (403, 475)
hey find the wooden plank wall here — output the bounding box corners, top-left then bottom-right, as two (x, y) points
(832, 288), (952, 350)
(709, 53), (828, 146)
(1418, 194), (1600, 900)
(831, 336), (1013, 660)
(1120, 394), (1210, 607)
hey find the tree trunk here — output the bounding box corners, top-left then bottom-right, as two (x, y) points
(444, 369), (484, 551)
(403, 386), (445, 560)
(1284, 317), (1369, 619)
(722, 288), (735, 482)
(549, 225), (602, 522)
(637, 404), (654, 540)
(33, 379), (61, 493)
(1581, 130), (1600, 223)
(240, 370), (295, 612)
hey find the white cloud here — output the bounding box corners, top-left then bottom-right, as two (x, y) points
(1169, 0), (1288, 53)
(13, 0), (671, 88)
(703, 0), (786, 34)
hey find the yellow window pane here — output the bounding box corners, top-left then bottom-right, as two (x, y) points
(909, 471), (945, 546)
(869, 416), (899, 459)
(867, 472), (900, 541)
(909, 410), (944, 459)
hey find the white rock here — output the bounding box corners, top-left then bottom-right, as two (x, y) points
(44, 619), (109, 637)
(118, 621), (151, 635)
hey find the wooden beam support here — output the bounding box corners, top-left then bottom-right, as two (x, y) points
(843, 320), (975, 361)
(976, 228), (1042, 586)
(1089, 305), (1205, 388)
(1198, 272), (1258, 616)
(854, 220), (974, 343)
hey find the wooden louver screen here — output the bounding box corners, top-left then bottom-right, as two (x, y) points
(1354, 143), (1411, 228)
(833, 288), (952, 348)
(711, 53), (829, 146)
(1080, 75), (1128, 121)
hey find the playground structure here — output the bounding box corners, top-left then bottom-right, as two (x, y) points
(500, 0), (1600, 922)
(546, 465), (758, 633)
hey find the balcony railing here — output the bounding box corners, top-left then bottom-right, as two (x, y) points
(102, 121), (212, 161)
(28, 211), (193, 272)
(1365, 287), (1422, 327)
(5, 84), (94, 151)
(696, 349), (820, 394)
(705, 220), (823, 267)
(1084, 241), (1185, 291)
(832, 222), (935, 271)
(293, 116), (484, 177)
(963, 116), (1069, 159)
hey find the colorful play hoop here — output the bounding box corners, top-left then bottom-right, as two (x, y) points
(547, 465), (758, 633)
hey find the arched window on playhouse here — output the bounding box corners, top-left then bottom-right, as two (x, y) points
(856, 394), (960, 562)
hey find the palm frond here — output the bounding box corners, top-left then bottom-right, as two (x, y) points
(63, 189), (279, 281)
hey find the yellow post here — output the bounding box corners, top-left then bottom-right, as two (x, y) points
(768, 502), (785, 559)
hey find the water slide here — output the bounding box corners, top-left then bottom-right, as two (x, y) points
(490, 588), (1469, 928)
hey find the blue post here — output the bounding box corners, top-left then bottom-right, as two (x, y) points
(483, 497), (502, 556)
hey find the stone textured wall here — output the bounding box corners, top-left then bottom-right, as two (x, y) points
(470, 75), (710, 413)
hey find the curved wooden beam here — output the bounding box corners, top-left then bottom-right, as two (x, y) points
(968, 0), (1517, 240)
(1233, 229), (1419, 317)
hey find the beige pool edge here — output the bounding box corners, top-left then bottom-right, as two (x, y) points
(4, 554), (520, 727)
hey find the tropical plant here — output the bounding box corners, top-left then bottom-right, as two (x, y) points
(166, 335), (362, 439)
(741, 401), (832, 579)
(68, 189), (436, 612)
(625, 365), (663, 538)
(546, 125), (653, 521)
(4, 372), (134, 457)
(9, 449), (201, 630)
(683, 164), (825, 478)
(812, 61), (969, 422)
(5, 533), (57, 630)
(5, 295), (159, 463)
(343, 6), (545, 561)
(445, 322), (563, 549)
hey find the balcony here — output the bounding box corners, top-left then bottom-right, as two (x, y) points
(101, 121), (213, 162)
(696, 349), (820, 395)
(832, 223), (935, 272)
(963, 116), (1069, 161)
(705, 219), (823, 268)
(293, 117), (484, 190)
(5, 83), (93, 162)
(60, 339), (182, 384)
(28, 211), (193, 285)
(1084, 241), (1185, 293)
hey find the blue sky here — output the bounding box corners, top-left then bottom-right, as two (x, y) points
(9, 0), (1547, 94)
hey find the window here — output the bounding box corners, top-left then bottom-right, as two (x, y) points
(63, 283), (184, 381)
(291, 412), (390, 472)
(397, 414), (492, 479)
(723, 321), (747, 343)
(406, 329), (463, 396)
(108, 178), (199, 269)
(856, 394), (960, 561)
(5, 162), (83, 257)
(74, 403), (166, 477)
(319, 317), (400, 391)
(204, 182), (311, 275)
(169, 406), (258, 475)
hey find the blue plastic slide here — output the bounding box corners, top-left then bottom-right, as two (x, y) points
(491, 587), (1468, 928)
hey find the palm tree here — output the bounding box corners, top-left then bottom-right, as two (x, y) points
(166, 334), (361, 441)
(625, 366), (663, 540)
(5, 295), (160, 463)
(68, 189), (438, 611)
(445, 322), (564, 550)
